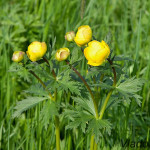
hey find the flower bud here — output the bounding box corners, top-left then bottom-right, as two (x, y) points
(65, 31), (75, 42)
(26, 41), (47, 62)
(74, 25), (92, 47)
(55, 48), (70, 61)
(12, 51), (25, 62)
(84, 40), (110, 66)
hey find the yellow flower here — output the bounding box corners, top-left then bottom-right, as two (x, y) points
(84, 40), (110, 66)
(65, 31), (75, 42)
(26, 41), (47, 62)
(12, 51), (25, 62)
(74, 25), (92, 47)
(55, 48), (70, 61)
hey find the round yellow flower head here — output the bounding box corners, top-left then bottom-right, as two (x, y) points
(55, 48), (70, 61)
(84, 40), (110, 66)
(74, 25), (92, 47)
(26, 41), (47, 62)
(65, 31), (75, 42)
(12, 51), (25, 62)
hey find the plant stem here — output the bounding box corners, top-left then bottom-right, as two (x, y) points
(29, 70), (54, 100)
(54, 88), (60, 150)
(65, 60), (99, 118)
(55, 116), (60, 150)
(94, 141), (97, 150)
(30, 58), (60, 150)
(107, 58), (116, 86)
(90, 135), (94, 150)
(99, 90), (113, 119)
(68, 132), (71, 150)
(43, 57), (57, 79)
(99, 58), (117, 119)
(66, 60), (99, 150)
(98, 74), (104, 94)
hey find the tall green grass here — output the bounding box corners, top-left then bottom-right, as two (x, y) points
(0, 0), (149, 149)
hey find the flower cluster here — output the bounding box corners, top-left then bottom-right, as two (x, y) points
(12, 25), (110, 66)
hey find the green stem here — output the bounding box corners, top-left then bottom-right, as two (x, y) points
(98, 74), (104, 94)
(94, 141), (97, 150)
(66, 60), (99, 119)
(29, 70), (54, 100)
(55, 116), (60, 150)
(99, 90), (113, 119)
(107, 58), (116, 86)
(43, 57), (57, 79)
(30, 58), (60, 149)
(30, 66), (60, 149)
(99, 58), (117, 119)
(68, 133), (71, 150)
(90, 135), (94, 150)
(66, 61), (99, 150)
(44, 57), (60, 150)
(54, 87), (60, 150)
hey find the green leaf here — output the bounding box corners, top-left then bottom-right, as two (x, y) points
(18, 68), (31, 82)
(8, 63), (24, 72)
(24, 84), (48, 97)
(65, 109), (93, 133)
(106, 95), (123, 110)
(70, 47), (84, 65)
(56, 72), (81, 95)
(72, 96), (96, 117)
(9, 63), (31, 82)
(113, 55), (133, 61)
(92, 82), (114, 90)
(87, 118), (112, 143)
(86, 65), (111, 79)
(116, 77), (144, 106)
(40, 100), (59, 129)
(13, 96), (48, 118)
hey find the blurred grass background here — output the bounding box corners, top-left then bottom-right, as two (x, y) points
(0, 0), (149, 149)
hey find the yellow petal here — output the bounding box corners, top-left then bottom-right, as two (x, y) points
(74, 25), (92, 46)
(83, 40), (110, 66)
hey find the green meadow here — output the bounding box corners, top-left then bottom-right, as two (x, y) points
(0, 0), (150, 149)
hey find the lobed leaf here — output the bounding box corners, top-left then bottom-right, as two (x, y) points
(87, 119), (112, 143)
(12, 96), (48, 118)
(116, 77), (144, 106)
(40, 101), (59, 129)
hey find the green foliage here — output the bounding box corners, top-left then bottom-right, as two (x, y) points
(46, 69), (82, 95)
(65, 96), (112, 143)
(9, 63), (31, 82)
(65, 110), (93, 133)
(8, 63), (24, 72)
(86, 64), (112, 79)
(70, 47), (84, 65)
(56, 74), (81, 96)
(40, 100), (59, 129)
(13, 96), (48, 118)
(116, 76), (144, 106)
(92, 82), (114, 90)
(113, 55), (133, 62)
(73, 96), (96, 116)
(64, 96), (95, 133)
(0, 0), (149, 149)
(24, 83), (48, 96)
(87, 118), (111, 143)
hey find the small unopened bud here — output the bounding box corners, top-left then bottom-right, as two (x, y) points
(65, 31), (75, 42)
(12, 51), (25, 62)
(55, 48), (70, 61)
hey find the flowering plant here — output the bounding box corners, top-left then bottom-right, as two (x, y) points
(10, 25), (144, 150)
